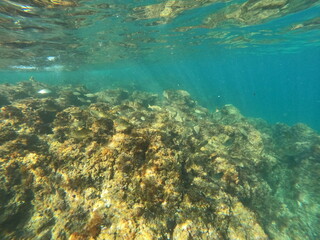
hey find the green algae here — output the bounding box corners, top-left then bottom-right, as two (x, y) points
(0, 80), (319, 240)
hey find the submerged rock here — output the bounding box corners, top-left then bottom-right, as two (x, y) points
(0, 80), (319, 240)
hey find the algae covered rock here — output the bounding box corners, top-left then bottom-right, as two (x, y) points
(0, 80), (319, 240)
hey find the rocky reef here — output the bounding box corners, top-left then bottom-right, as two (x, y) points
(0, 79), (319, 240)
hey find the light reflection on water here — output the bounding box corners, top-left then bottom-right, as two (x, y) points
(0, 0), (319, 70)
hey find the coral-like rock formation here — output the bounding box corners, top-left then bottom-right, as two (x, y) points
(0, 79), (319, 239)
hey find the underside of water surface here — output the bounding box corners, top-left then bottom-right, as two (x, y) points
(0, 0), (320, 240)
(0, 0), (319, 70)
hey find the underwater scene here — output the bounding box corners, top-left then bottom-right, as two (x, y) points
(0, 0), (320, 239)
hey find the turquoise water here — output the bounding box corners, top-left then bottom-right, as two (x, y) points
(0, 0), (319, 130)
(1, 1), (320, 239)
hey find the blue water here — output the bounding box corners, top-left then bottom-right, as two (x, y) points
(0, 0), (319, 130)
(1, 1), (320, 239)
(1, 47), (319, 130)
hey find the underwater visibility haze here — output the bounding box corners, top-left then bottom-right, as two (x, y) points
(0, 0), (320, 239)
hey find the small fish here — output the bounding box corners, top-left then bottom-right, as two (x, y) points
(148, 105), (162, 111)
(38, 89), (52, 94)
(84, 93), (96, 98)
(47, 56), (56, 61)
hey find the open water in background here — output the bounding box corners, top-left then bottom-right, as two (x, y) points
(0, 0), (319, 130)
